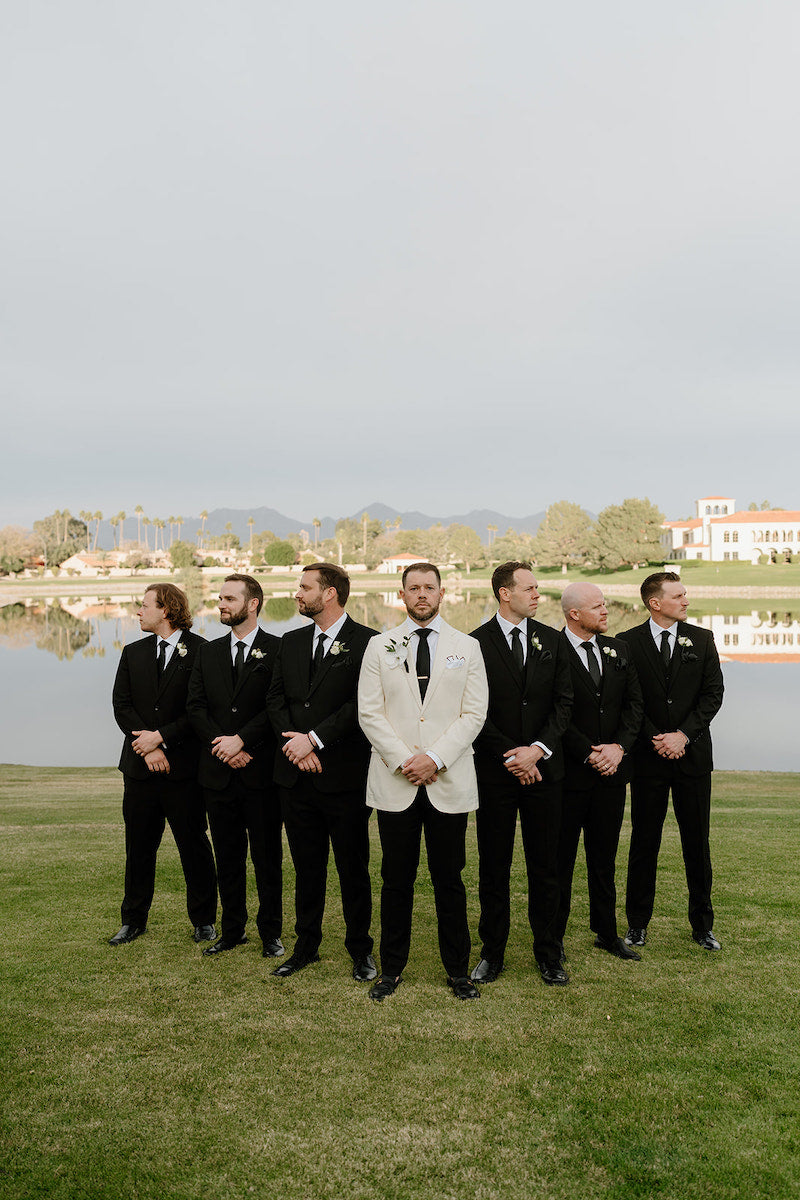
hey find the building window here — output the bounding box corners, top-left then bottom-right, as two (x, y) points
(732, 531), (738, 543)
(721, 506), (728, 514)
(723, 531), (730, 543)
(732, 552), (739, 560)
(723, 552), (730, 560)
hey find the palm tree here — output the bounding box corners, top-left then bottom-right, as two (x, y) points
(142, 516), (151, 551)
(109, 515), (119, 549)
(224, 521), (233, 551)
(79, 510), (92, 552)
(134, 505), (144, 546)
(176, 516), (184, 542)
(312, 517), (321, 549)
(118, 511), (126, 547)
(248, 516), (255, 552)
(362, 511), (369, 559)
(200, 510), (208, 550)
(154, 518), (165, 552)
(487, 523), (497, 547)
(93, 512), (103, 551)
(167, 516), (175, 547)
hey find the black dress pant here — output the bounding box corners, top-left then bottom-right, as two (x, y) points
(475, 779), (562, 965)
(555, 782), (626, 945)
(280, 779), (373, 960)
(625, 771), (714, 933)
(204, 776), (283, 943)
(376, 787), (470, 979)
(120, 774), (217, 928)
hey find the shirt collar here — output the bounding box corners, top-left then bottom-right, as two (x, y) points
(565, 626), (597, 652)
(649, 617), (677, 642)
(404, 613), (443, 636)
(314, 611), (348, 645)
(231, 625), (259, 650)
(496, 612), (527, 639)
(159, 628), (183, 648)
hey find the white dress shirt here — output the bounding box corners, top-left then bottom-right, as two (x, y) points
(564, 626), (603, 676)
(156, 627), (183, 668)
(230, 625), (260, 665)
(649, 617), (677, 657)
(493, 613), (551, 759)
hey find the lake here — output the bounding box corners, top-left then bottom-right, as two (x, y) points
(1, 589), (797, 772)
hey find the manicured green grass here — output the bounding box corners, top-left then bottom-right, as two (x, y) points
(1, 766), (798, 1200)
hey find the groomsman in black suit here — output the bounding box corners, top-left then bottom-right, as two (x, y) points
(110, 583), (217, 945)
(618, 572), (724, 952)
(187, 574), (283, 958)
(470, 562), (573, 987)
(555, 583), (643, 961)
(266, 563), (378, 982)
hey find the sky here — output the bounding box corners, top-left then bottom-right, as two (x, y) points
(2, 1), (799, 529)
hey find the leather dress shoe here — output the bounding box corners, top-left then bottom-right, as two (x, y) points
(108, 925), (146, 946)
(193, 924), (217, 943)
(539, 960), (569, 986)
(470, 958), (503, 983)
(692, 930), (721, 951)
(272, 952), (320, 978)
(624, 926), (647, 947)
(595, 935), (641, 961)
(369, 974), (401, 1001)
(448, 975), (480, 1000)
(262, 937), (285, 958)
(352, 954), (378, 981)
(203, 935), (247, 956)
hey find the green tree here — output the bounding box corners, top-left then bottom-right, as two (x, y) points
(590, 497), (665, 570)
(0, 525), (33, 574)
(531, 501), (594, 572)
(446, 524), (485, 573)
(170, 540), (197, 569)
(264, 540), (297, 566)
(32, 512), (88, 567)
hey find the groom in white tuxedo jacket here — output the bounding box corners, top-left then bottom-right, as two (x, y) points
(358, 563), (488, 1001)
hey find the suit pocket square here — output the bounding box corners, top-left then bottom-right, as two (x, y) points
(445, 655), (466, 669)
(539, 650), (552, 663)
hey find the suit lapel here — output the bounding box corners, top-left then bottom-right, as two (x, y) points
(637, 621), (668, 693)
(487, 616), (524, 691)
(156, 635), (187, 696)
(232, 627), (268, 699)
(523, 618), (541, 688)
(307, 616), (350, 698)
(565, 633), (598, 699)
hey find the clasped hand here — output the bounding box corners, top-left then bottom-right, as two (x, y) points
(587, 742), (624, 776)
(211, 734), (251, 768)
(282, 731), (323, 774)
(401, 753), (439, 786)
(503, 745), (543, 786)
(652, 731), (688, 760)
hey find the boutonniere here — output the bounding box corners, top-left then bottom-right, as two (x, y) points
(384, 635), (410, 669)
(445, 654), (465, 670)
(329, 641), (347, 657)
(530, 634), (543, 653)
(677, 636), (693, 648)
(250, 647), (265, 660)
(677, 636), (696, 662)
(602, 645), (625, 670)
(602, 645), (617, 659)
(530, 634), (552, 663)
(176, 643), (188, 658)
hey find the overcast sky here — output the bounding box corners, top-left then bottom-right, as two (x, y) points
(2, 1), (798, 529)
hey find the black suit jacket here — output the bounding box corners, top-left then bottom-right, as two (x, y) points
(470, 616), (573, 788)
(187, 627), (280, 791)
(560, 631), (643, 790)
(113, 630), (205, 783)
(266, 615), (377, 794)
(617, 620), (724, 779)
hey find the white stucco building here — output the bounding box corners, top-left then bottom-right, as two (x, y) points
(662, 496), (800, 564)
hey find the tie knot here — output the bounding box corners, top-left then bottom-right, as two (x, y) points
(511, 627), (521, 639)
(417, 628), (431, 641)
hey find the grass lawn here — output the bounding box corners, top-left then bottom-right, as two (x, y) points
(1, 766), (798, 1200)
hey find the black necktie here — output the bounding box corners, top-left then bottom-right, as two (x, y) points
(234, 639), (246, 682)
(510, 626), (524, 673)
(311, 633), (327, 678)
(416, 628), (431, 701)
(660, 630), (672, 671)
(581, 640), (601, 687)
(157, 639), (168, 675)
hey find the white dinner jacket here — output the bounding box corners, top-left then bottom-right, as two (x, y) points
(357, 619), (488, 813)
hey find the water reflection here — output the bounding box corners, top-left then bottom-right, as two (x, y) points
(1, 589), (797, 770)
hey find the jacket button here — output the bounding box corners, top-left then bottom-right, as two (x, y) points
(304, 702), (310, 708)
(522, 700), (528, 706)
(232, 706), (238, 713)
(154, 705), (159, 711)
(667, 699), (672, 705)
(420, 717), (425, 722)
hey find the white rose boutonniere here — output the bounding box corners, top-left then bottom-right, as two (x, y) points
(384, 635), (410, 668)
(677, 636), (693, 649)
(329, 641), (347, 657)
(677, 635), (697, 663)
(530, 634), (542, 653)
(602, 646), (617, 659)
(176, 643), (188, 658)
(250, 647), (265, 660)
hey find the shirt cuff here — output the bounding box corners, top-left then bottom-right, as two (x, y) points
(308, 730), (324, 750)
(532, 741), (552, 760)
(428, 752), (444, 770)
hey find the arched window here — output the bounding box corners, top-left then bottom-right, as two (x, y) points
(723, 531), (730, 543)
(732, 531), (739, 543)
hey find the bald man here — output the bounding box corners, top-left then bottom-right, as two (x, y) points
(555, 583), (643, 961)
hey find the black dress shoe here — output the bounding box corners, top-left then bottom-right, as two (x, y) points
(470, 958), (503, 983)
(352, 954), (378, 981)
(594, 935), (641, 961)
(271, 952), (320, 978)
(369, 974), (401, 1001)
(448, 975), (480, 1000)
(108, 925), (146, 946)
(261, 937), (285, 958)
(203, 935), (247, 956)
(692, 930), (721, 951)
(539, 960), (570, 986)
(193, 924), (217, 943)
(624, 926), (647, 947)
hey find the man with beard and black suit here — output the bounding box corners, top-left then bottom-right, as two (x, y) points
(358, 562), (488, 1002)
(110, 583), (217, 946)
(469, 562), (572, 987)
(266, 563), (378, 983)
(618, 572), (724, 953)
(187, 574), (283, 959)
(555, 582), (643, 962)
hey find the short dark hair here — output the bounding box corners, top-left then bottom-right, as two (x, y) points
(491, 561), (533, 600)
(144, 583), (193, 631)
(225, 573), (263, 615)
(304, 562), (350, 606)
(640, 571), (681, 610)
(401, 561), (441, 588)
